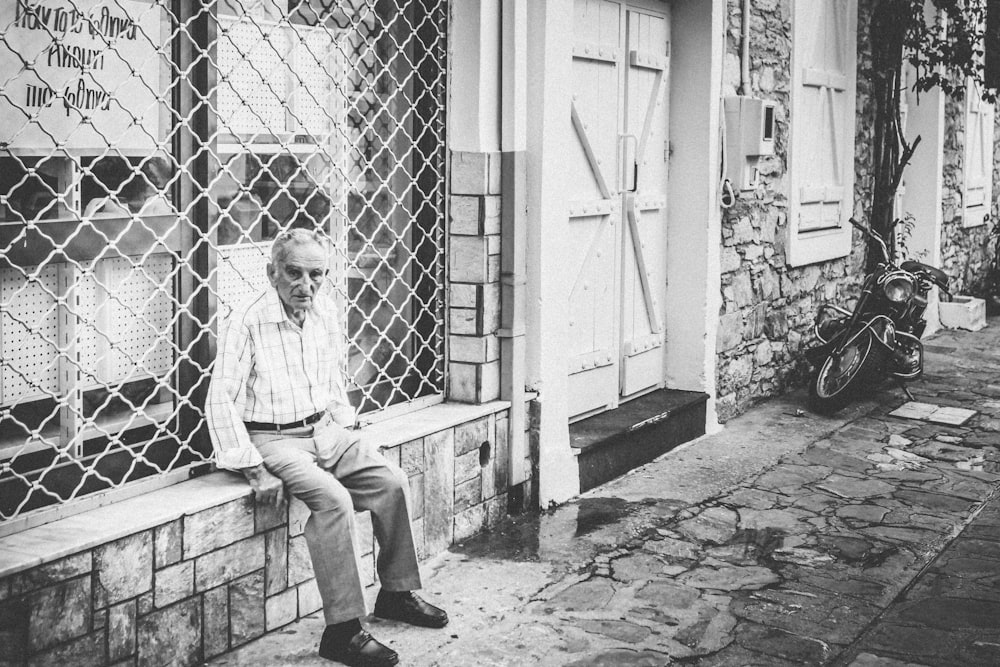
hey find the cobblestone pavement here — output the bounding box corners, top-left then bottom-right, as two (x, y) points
(211, 321), (1000, 666)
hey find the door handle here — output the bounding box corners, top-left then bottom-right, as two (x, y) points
(619, 134), (638, 193)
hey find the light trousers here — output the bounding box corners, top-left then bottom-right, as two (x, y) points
(249, 414), (421, 625)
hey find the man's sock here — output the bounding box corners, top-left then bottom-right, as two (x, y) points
(325, 618), (363, 647)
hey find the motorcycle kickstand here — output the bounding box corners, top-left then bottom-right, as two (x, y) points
(896, 379), (915, 402)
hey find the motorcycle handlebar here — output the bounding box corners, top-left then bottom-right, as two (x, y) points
(848, 217), (890, 262)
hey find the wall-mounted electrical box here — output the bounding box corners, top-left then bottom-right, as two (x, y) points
(724, 96), (776, 191)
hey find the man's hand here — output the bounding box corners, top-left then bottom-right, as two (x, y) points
(242, 463), (285, 506)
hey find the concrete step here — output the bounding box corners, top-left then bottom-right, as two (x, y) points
(570, 389), (709, 492)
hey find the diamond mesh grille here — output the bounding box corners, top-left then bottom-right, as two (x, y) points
(0, 0), (446, 523)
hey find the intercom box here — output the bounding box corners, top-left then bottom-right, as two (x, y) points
(724, 96), (776, 190)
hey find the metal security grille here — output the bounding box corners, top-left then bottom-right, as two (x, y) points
(0, 0), (446, 526)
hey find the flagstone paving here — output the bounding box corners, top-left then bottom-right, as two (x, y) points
(210, 321), (1000, 666)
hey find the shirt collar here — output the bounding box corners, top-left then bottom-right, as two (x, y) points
(261, 285), (290, 324)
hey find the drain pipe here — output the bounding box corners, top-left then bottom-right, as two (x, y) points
(500, 0), (529, 501)
(739, 0), (751, 96)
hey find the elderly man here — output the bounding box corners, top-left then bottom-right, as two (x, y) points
(206, 228), (447, 667)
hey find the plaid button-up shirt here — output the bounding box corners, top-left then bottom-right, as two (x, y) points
(206, 286), (355, 470)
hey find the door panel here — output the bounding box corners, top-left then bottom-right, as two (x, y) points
(567, 0), (669, 420)
(620, 6), (669, 400)
(568, 0), (624, 419)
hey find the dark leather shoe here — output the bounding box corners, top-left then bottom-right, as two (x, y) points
(374, 590), (449, 628)
(319, 628), (398, 667)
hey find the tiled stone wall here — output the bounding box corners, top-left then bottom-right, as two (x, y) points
(940, 82), (1000, 297)
(715, 0), (871, 421)
(448, 151), (502, 404)
(0, 411), (509, 667)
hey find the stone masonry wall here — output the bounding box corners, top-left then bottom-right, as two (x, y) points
(715, 0), (872, 422)
(0, 411), (509, 666)
(940, 82), (1000, 297)
(448, 152), (502, 404)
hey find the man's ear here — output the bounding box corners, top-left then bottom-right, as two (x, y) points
(266, 262), (278, 286)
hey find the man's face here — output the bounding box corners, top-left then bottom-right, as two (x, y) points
(267, 240), (327, 314)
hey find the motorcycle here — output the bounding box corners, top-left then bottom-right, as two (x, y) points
(805, 217), (951, 414)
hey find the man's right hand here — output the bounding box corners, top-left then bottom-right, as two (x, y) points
(242, 463), (285, 506)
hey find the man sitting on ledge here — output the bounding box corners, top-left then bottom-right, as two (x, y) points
(206, 228), (447, 667)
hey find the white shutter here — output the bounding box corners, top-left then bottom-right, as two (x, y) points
(788, 0), (857, 266)
(964, 78), (995, 227)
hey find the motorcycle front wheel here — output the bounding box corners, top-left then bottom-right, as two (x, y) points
(808, 332), (878, 415)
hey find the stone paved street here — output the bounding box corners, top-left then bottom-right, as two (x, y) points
(210, 320), (1000, 666)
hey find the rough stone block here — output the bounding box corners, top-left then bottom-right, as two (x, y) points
(480, 361), (501, 402)
(454, 504), (487, 542)
(449, 236), (489, 283)
(108, 600), (136, 663)
(0, 597), (29, 664)
(408, 473), (425, 520)
(202, 586), (229, 659)
(451, 151), (500, 195)
(92, 608), (107, 631)
(487, 493), (508, 528)
(487, 232), (501, 256)
(455, 417), (489, 456)
(482, 282), (501, 331)
(230, 570), (265, 647)
(137, 597), (202, 667)
(11, 552), (91, 595)
(137, 591), (153, 616)
(449, 283), (478, 309)
(265, 527), (288, 596)
(485, 335), (500, 362)
(400, 438), (424, 476)
(194, 535), (265, 591)
(424, 429), (455, 553)
(455, 449), (482, 485)
(380, 444), (401, 468)
(265, 588), (298, 631)
(94, 532), (153, 608)
(487, 254), (501, 283)
(154, 561), (194, 609)
(27, 577), (91, 652)
(450, 195), (482, 235)
(30, 631), (104, 667)
(481, 444), (497, 500)
(287, 535), (313, 586)
(482, 196), (501, 234)
(449, 362), (479, 403)
(450, 306), (479, 335)
(154, 519), (182, 569)
(357, 511), (374, 555)
(255, 494), (288, 533)
(289, 497), (310, 537)
(297, 579), (323, 617)
(183, 496), (255, 559)
(454, 477), (482, 512)
(411, 517), (427, 560)
(449, 334), (489, 363)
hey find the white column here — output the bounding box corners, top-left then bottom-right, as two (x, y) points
(450, 0), (502, 153)
(525, 0), (579, 504)
(665, 0), (725, 431)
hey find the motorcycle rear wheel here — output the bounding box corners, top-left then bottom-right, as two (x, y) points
(808, 332), (878, 415)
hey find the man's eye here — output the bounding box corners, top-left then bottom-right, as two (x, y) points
(310, 271), (324, 280)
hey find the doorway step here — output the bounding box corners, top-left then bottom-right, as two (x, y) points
(570, 389), (709, 492)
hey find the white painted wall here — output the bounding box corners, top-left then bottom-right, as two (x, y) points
(665, 0), (724, 431)
(525, 0), (580, 505)
(450, 0), (502, 153)
(902, 69), (945, 334)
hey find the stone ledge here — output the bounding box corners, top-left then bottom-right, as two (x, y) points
(0, 400), (511, 579)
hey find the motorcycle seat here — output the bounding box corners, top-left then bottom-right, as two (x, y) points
(901, 260), (949, 290)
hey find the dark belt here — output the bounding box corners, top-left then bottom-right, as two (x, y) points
(245, 410), (325, 432)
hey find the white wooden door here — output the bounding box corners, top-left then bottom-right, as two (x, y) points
(965, 78), (995, 228)
(567, 0), (670, 420)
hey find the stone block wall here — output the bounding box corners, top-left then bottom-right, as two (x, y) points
(448, 151), (502, 404)
(940, 82), (1000, 297)
(715, 0), (871, 421)
(0, 411), (510, 667)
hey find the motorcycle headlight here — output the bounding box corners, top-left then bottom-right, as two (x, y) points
(882, 273), (915, 303)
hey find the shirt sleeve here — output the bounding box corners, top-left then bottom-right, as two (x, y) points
(206, 314), (262, 470)
(322, 300), (358, 428)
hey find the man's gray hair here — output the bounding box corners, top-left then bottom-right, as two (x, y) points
(270, 227), (328, 264)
